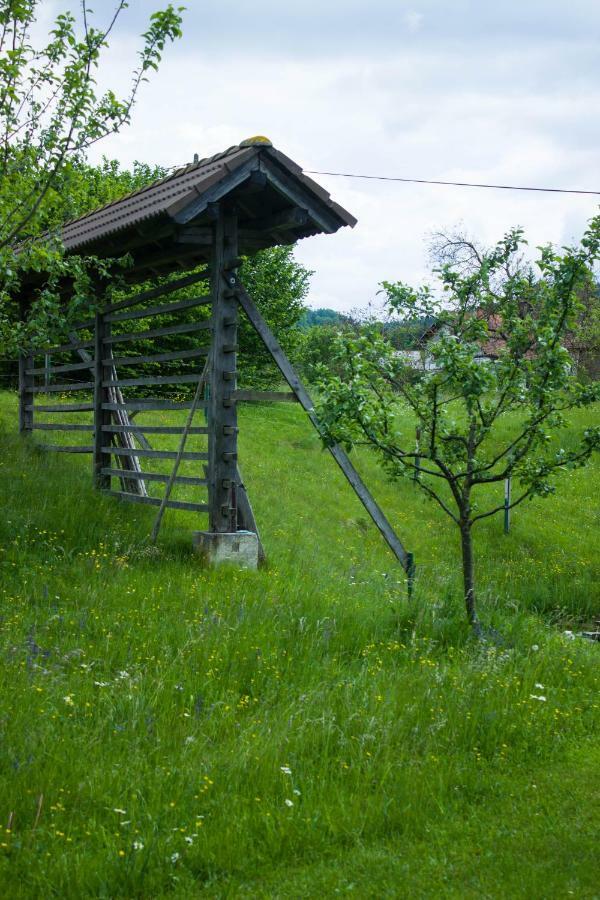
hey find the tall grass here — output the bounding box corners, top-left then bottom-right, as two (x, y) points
(0, 390), (598, 897)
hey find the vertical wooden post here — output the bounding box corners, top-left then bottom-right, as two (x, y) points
(93, 308), (111, 489)
(504, 477), (511, 534)
(208, 208), (239, 532)
(18, 351), (34, 433)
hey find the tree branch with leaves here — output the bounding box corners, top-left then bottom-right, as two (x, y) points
(0, 0), (184, 353)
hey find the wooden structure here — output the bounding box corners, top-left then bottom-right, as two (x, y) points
(18, 137), (412, 574)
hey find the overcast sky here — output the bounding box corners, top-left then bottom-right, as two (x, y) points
(44, 1), (600, 311)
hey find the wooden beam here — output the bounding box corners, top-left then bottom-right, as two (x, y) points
(244, 207), (310, 233)
(103, 270), (211, 316)
(231, 389), (298, 403)
(229, 275), (410, 571)
(107, 491), (209, 513)
(94, 309), (111, 489)
(18, 351), (34, 432)
(208, 210), (239, 532)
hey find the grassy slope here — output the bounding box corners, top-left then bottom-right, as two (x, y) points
(0, 389), (598, 898)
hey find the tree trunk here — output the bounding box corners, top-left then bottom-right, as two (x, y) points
(459, 521), (482, 636)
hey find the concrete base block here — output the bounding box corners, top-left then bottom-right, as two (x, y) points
(193, 530), (259, 569)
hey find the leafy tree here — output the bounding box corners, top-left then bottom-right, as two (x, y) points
(316, 220), (600, 636)
(0, 0), (184, 353)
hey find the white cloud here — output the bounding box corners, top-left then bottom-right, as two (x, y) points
(404, 11), (424, 33)
(67, 2), (600, 311)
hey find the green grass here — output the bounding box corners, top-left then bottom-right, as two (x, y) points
(0, 389), (599, 898)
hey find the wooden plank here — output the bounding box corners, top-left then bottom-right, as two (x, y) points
(105, 447), (209, 461)
(107, 491), (209, 513)
(102, 373), (202, 389)
(94, 310), (111, 489)
(103, 270), (211, 315)
(103, 320), (210, 345)
(40, 444), (94, 453)
(102, 467), (208, 486)
(102, 400), (199, 412)
(104, 424), (209, 436)
(105, 295), (210, 324)
(103, 347), (208, 368)
(18, 351), (34, 432)
(236, 463), (266, 564)
(33, 423), (95, 432)
(27, 360), (92, 376)
(232, 389), (298, 403)
(231, 276), (410, 570)
(32, 381), (94, 393)
(30, 402), (94, 413)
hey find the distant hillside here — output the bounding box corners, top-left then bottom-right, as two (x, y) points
(300, 308), (347, 328)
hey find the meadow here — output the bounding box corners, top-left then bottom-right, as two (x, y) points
(0, 388), (598, 898)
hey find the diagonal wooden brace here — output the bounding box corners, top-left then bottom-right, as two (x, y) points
(226, 274), (411, 573)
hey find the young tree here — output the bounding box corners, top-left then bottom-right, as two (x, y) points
(0, 0), (183, 352)
(317, 219), (600, 635)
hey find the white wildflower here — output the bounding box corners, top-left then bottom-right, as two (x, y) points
(529, 694), (547, 702)
(531, 645), (539, 652)
(132, 840), (144, 851)
(94, 681), (110, 687)
(113, 808), (127, 815)
(184, 735), (196, 744)
(63, 695), (74, 706)
(280, 766), (292, 775)
(185, 836), (194, 844)
(171, 852), (180, 864)
(293, 789), (301, 796)
(535, 683), (544, 690)
(284, 799), (294, 808)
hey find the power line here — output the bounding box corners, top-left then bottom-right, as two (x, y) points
(304, 170), (600, 197)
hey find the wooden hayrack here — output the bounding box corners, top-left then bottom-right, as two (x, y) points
(17, 137), (412, 575)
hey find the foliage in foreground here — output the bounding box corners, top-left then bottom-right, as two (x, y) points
(317, 221), (600, 634)
(0, 390), (599, 897)
(0, 0), (184, 353)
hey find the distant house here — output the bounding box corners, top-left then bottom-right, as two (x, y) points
(396, 310), (599, 379)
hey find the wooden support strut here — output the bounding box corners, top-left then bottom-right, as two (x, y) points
(227, 275), (411, 572)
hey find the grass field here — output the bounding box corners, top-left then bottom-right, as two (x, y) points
(0, 388), (599, 898)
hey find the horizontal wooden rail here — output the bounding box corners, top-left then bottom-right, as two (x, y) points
(103, 270), (211, 316)
(29, 402), (94, 413)
(68, 318), (95, 331)
(103, 320), (210, 345)
(106, 490), (209, 513)
(103, 424), (209, 436)
(39, 338), (94, 355)
(232, 389), (298, 403)
(33, 423), (95, 432)
(26, 360), (91, 376)
(103, 347), (208, 368)
(32, 381), (93, 393)
(102, 399), (199, 412)
(39, 444), (94, 453)
(102, 467), (208, 486)
(105, 296), (210, 324)
(104, 447), (209, 461)
(102, 373), (201, 389)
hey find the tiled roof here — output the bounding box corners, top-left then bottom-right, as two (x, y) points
(59, 139), (356, 252)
